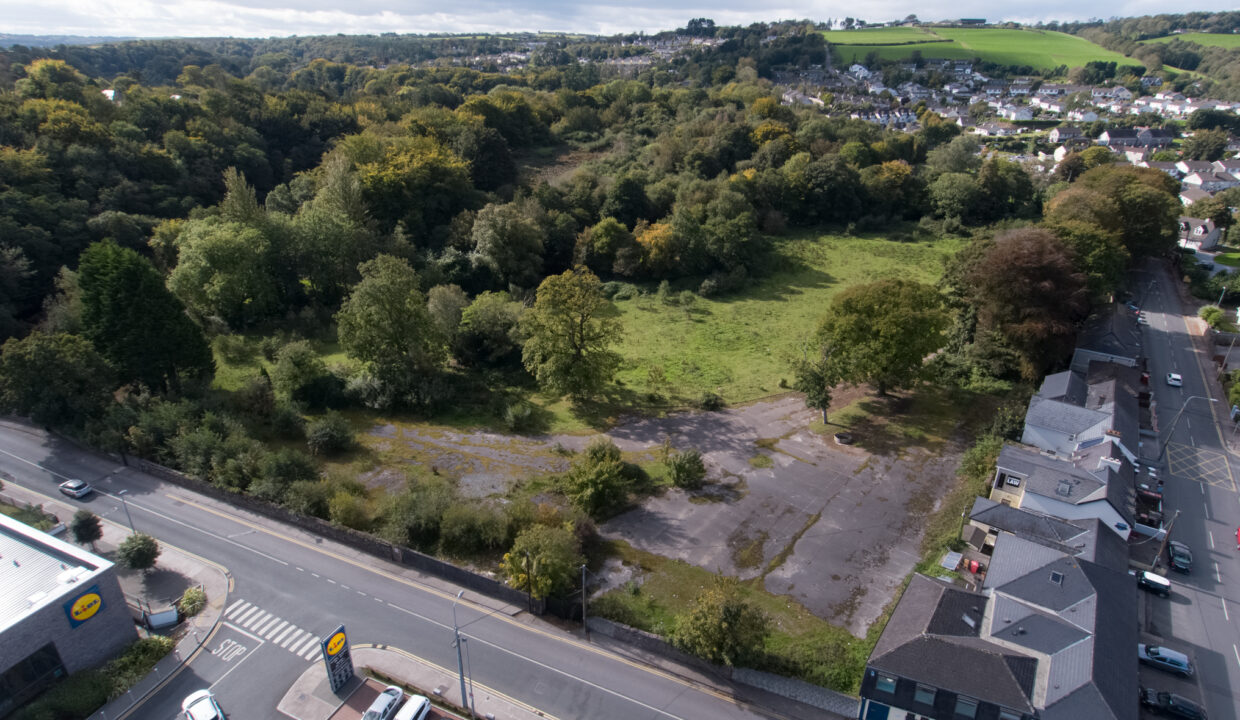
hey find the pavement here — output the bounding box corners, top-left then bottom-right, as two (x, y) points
(278, 644), (548, 720)
(0, 476), (231, 720)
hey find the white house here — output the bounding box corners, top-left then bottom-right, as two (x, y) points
(1179, 217), (1222, 251)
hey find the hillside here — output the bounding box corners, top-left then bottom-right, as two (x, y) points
(824, 26), (1132, 70)
(1140, 31), (1240, 48)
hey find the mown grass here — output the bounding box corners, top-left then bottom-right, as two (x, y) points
(829, 28), (1131, 70)
(822, 27), (944, 45)
(1213, 252), (1240, 267)
(1142, 32), (1240, 48)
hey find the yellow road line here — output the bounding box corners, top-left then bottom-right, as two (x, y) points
(167, 494), (778, 714)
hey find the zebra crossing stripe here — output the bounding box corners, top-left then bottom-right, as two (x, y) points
(234, 606), (260, 624)
(273, 625), (297, 645)
(281, 629), (306, 649)
(255, 615), (281, 635)
(264, 620), (289, 639)
(296, 636), (321, 658)
(244, 611), (272, 630)
(302, 642), (322, 660)
(225, 598), (248, 616)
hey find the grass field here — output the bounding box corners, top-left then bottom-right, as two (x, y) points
(611, 232), (964, 403)
(1141, 32), (1240, 48)
(826, 27), (1132, 70)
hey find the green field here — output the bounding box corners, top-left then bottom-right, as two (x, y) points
(826, 27), (1132, 70)
(611, 232), (964, 403)
(1141, 32), (1240, 48)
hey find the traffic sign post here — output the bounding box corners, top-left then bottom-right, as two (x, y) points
(320, 625), (354, 693)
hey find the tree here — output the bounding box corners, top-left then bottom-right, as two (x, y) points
(117, 533), (161, 572)
(167, 220), (280, 328)
(306, 412), (354, 456)
(0, 332), (114, 429)
(665, 448), (707, 490)
(814, 279), (948, 396)
(1182, 128), (1230, 161)
(336, 255), (444, 396)
(968, 228), (1090, 380)
(426, 284), (469, 340)
(271, 341), (335, 408)
(563, 437), (636, 518)
(521, 267), (622, 398)
(70, 510), (102, 549)
(470, 202), (544, 288)
(455, 291), (525, 368)
(1074, 165), (1180, 260)
(671, 575), (770, 666)
(792, 351), (835, 423)
(928, 172), (980, 221)
(78, 240), (213, 393)
(501, 524), (584, 600)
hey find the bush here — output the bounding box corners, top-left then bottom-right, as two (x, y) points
(11, 637), (174, 720)
(376, 477), (456, 548)
(1200, 304), (1226, 329)
(699, 392), (725, 411)
(504, 400), (535, 432)
(671, 575), (769, 667)
(306, 412), (353, 456)
(212, 334), (254, 364)
(269, 403), (306, 439)
(70, 510), (102, 547)
(328, 490), (370, 531)
(117, 533), (160, 571)
(179, 586), (206, 616)
(439, 503), (509, 557)
(501, 524), (584, 599)
(698, 278), (720, 297)
(283, 479), (334, 518)
(250, 449), (318, 502)
(666, 449), (707, 489)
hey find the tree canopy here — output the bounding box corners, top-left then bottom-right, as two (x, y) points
(521, 267), (622, 398)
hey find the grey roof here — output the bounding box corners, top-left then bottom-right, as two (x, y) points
(996, 443), (1107, 505)
(1181, 187), (1214, 202)
(971, 497), (1087, 549)
(0, 514), (108, 633)
(1075, 303), (1142, 360)
(1037, 370), (1088, 405)
(1042, 683), (1124, 720)
(991, 610), (1089, 654)
(986, 534), (1073, 591)
(997, 556), (1095, 612)
(1068, 517), (1129, 571)
(1079, 561), (1139, 720)
(1024, 396), (1110, 436)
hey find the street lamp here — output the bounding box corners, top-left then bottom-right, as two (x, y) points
(1220, 286), (1229, 308)
(1156, 395), (1219, 462)
(117, 489), (135, 534)
(452, 590), (474, 718)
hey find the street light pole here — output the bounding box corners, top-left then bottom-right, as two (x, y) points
(1219, 285), (1228, 307)
(117, 489), (135, 534)
(1157, 395), (1219, 462)
(452, 590), (472, 718)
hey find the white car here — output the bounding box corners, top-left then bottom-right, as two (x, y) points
(362, 686), (404, 720)
(394, 695), (432, 720)
(182, 689), (224, 720)
(1166, 372), (1183, 387)
(58, 479), (93, 498)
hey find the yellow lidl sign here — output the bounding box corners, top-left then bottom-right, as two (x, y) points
(326, 631), (347, 656)
(64, 585), (105, 628)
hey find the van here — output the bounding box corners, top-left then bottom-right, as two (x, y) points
(393, 695), (431, 720)
(1137, 571), (1171, 597)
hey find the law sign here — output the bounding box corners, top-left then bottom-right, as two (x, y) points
(320, 624), (354, 693)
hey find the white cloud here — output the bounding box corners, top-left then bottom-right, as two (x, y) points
(0, 0), (1236, 38)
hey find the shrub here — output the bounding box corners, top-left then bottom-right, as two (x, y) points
(306, 412), (353, 456)
(212, 334), (253, 364)
(328, 490), (370, 530)
(116, 533), (160, 571)
(698, 278), (720, 297)
(501, 524), (584, 599)
(1200, 304), (1225, 328)
(376, 476), (455, 548)
(271, 340), (339, 409)
(439, 503), (510, 557)
(671, 575), (769, 667)
(258, 336), (283, 362)
(179, 586), (206, 616)
(283, 480), (334, 518)
(250, 448), (318, 502)
(269, 403), (306, 440)
(11, 637), (174, 720)
(699, 392), (725, 411)
(504, 400), (535, 432)
(666, 449), (707, 489)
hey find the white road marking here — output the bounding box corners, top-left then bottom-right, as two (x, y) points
(311, 572), (320, 578)
(301, 640), (322, 660)
(326, 578), (336, 584)
(283, 629), (308, 650)
(1209, 530), (1215, 550)
(341, 585), (350, 590)
(1187, 418), (1192, 431)
(1234, 644), (1240, 670)
(1223, 598), (1230, 622)
(244, 611), (272, 630)
(222, 621), (266, 643)
(255, 615), (281, 635)
(272, 623), (296, 645)
(294, 635), (320, 657)
(225, 598), (248, 615)
(1215, 563), (1222, 583)
(264, 620), (289, 639)
(357, 590), (366, 596)
(234, 606), (260, 625)
(295, 566), (304, 572)
(1205, 503), (1211, 520)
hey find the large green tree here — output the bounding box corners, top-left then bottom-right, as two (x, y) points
(501, 524), (583, 600)
(167, 220), (280, 327)
(671, 575), (770, 667)
(521, 267), (622, 398)
(814, 279), (948, 396)
(0, 332), (113, 428)
(336, 254), (444, 396)
(78, 241), (213, 393)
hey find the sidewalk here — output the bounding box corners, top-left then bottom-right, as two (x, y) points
(0, 481), (230, 720)
(278, 645), (547, 720)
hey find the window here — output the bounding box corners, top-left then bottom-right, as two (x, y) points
(998, 711), (1022, 720)
(874, 674), (897, 693)
(914, 684), (937, 705)
(955, 696), (979, 718)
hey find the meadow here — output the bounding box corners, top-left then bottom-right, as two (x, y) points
(826, 27), (1133, 70)
(1141, 32), (1240, 48)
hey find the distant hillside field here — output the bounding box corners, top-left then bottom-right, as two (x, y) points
(824, 27), (1132, 70)
(1140, 32), (1240, 48)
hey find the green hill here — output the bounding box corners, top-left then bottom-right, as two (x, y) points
(1140, 32), (1240, 48)
(824, 27), (1133, 70)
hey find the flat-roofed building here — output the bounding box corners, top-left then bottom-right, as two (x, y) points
(0, 514), (135, 716)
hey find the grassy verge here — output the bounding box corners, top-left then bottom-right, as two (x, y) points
(13, 637), (176, 720)
(0, 500), (58, 531)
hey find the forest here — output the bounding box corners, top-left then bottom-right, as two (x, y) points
(0, 18), (1185, 687)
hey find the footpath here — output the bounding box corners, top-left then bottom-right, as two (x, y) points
(0, 480), (230, 720)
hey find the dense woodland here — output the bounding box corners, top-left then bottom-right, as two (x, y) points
(0, 20), (1185, 661)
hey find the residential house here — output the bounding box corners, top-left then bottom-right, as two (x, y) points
(1068, 109), (1099, 123)
(1179, 217), (1222, 251)
(1048, 126), (1082, 143)
(1122, 147), (1150, 165)
(1020, 361), (1141, 462)
(974, 122), (1020, 137)
(1176, 159), (1216, 175)
(999, 105), (1033, 122)
(1180, 187), (1214, 206)
(859, 534), (1137, 720)
(1212, 158), (1240, 175)
(965, 498), (1130, 571)
(1141, 75), (1163, 88)
(1097, 128), (1139, 146)
(1183, 171), (1240, 193)
(1140, 161), (1181, 179)
(1010, 81), (1033, 96)
(1136, 127), (1176, 147)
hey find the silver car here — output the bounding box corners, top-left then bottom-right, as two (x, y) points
(362, 686), (404, 720)
(1138, 644), (1194, 677)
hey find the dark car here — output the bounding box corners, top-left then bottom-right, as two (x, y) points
(1139, 686), (1207, 719)
(1168, 541), (1193, 573)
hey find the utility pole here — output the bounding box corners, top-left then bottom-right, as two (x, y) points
(1153, 510), (1180, 572)
(452, 590), (472, 718)
(1157, 396), (1219, 462)
(581, 564), (588, 635)
(117, 489), (135, 534)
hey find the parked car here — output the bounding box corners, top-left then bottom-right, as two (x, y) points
(393, 695), (432, 720)
(1139, 644), (1194, 677)
(1166, 372), (1183, 387)
(182, 689), (225, 720)
(1168, 541), (1193, 573)
(58, 479), (93, 498)
(1137, 571), (1172, 597)
(362, 686), (403, 720)
(1139, 686), (1207, 718)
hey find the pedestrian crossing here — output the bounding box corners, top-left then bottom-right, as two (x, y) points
(222, 599), (325, 661)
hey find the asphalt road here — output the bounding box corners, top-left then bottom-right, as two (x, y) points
(1136, 260), (1240, 720)
(0, 425), (802, 720)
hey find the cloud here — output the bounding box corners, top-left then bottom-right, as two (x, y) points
(1, 0), (1237, 39)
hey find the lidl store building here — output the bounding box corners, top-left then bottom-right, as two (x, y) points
(0, 514), (135, 716)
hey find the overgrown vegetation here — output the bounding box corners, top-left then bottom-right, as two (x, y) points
(13, 636), (175, 720)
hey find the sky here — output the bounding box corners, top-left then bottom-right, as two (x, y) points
(0, 0), (1238, 39)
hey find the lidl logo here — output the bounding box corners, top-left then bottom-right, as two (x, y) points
(326, 631), (347, 656)
(63, 585), (105, 628)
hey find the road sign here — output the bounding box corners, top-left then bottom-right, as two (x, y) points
(320, 625), (354, 693)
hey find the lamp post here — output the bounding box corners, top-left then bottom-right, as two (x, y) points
(1219, 286), (1228, 308)
(1157, 395), (1219, 462)
(452, 590), (471, 718)
(117, 489), (135, 534)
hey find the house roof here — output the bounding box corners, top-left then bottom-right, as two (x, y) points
(1180, 187), (1213, 203)
(1037, 370), (1088, 405)
(0, 514), (110, 634)
(1074, 302), (1142, 360)
(1100, 128), (1137, 138)
(991, 609), (1089, 654)
(996, 555), (1095, 612)
(1024, 396), (1110, 436)
(971, 497), (1090, 549)
(995, 442), (1134, 520)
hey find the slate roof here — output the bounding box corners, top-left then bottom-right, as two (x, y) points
(1037, 370), (1087, 405)
(1180, 187), (1214, 203)
(996, 555), (1094, 613)
(1075, 303), (1141, 360)
(997, 443), (1106, 503)
(1024, 396), (1110, 436)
